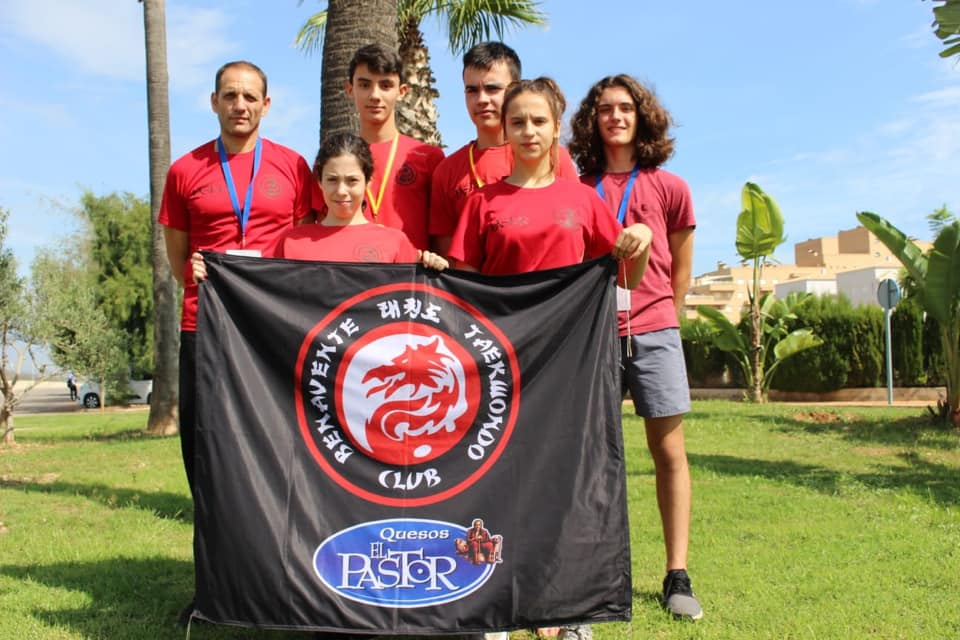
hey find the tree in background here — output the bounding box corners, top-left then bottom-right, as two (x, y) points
(697, 291), (823, 401)
(857, 212), (960, 427)
(930, 0), (960, 59)
(77, 191), (154, 378)
(304, 0), (398, 142)
(31, 245), (127, 411)
(297, 0), (546, 145)
(140, 0), (179, 436)
(0, 208), (50, 445)
(696, 183), (822, 402)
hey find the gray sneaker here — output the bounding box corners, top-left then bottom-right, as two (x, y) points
(662, 569), (703, 620)
(558, 625), (593, 640)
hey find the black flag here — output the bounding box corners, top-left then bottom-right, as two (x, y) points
(194, 252), (631, 634)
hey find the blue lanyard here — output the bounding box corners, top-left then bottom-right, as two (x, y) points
(217, 136), (262, 238)
(595, 165), (639, 225)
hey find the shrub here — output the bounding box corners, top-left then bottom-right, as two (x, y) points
(771, 295), (884, 392)
(680, 317), (728, 386)
(891, 296), (925, 386)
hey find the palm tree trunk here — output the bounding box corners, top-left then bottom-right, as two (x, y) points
(321, 0), (399, 142)
(141, 0), (179, 435)
(397, 15), (441, 146)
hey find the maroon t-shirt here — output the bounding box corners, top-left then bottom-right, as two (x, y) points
(584, 168), (695, 334)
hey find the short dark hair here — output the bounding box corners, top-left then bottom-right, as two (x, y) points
(462, 41), (521, 82)
(313, 132), (375, 182)
(214, 60), (268, 96)
(568, 74), (675, 175)
(348, 43), (403, 83)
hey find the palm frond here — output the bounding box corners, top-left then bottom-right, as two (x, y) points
(931, 0), (960, 59)
(295, 9), (329, 56)
(430, 0), (548, 55)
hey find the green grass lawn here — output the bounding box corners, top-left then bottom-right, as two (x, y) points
(1, 402), (958, 639)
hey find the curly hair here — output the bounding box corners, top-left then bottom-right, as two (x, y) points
(568, 74), (674, 176)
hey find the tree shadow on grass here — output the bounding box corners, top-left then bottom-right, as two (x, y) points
(734, 410), (958, 451)
(0, 477), (192, 522)
(0, 557), (304, 639)
(21, 427), (172, 445)
(689, 452), (960, 507)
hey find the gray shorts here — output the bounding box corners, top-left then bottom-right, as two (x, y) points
(620, 327), (691, 418)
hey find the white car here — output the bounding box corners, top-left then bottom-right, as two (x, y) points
(77, 379), (153, 408)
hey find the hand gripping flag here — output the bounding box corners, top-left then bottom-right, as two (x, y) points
(194, 252), (632, 634)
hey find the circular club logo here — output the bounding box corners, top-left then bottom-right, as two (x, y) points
(295, 283), (520, 506)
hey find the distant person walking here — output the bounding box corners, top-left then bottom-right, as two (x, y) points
(66, 371), (78, 401)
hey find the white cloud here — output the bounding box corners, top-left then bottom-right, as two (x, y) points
(4, 1), (235, 90)
(5, 0), (145, 81)
(911, 85), (960, 107)
(0, 97), (73, 129)
(260, 84), (313, 139)
(166, 6), (236, 90)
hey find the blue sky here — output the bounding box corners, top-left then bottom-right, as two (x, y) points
(1, 0), (956, 279)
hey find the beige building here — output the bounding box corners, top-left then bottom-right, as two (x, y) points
(683, 226), (927, 322)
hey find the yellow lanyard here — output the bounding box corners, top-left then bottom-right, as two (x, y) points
(468, 142), (485, 189)
(366, 134), (400, 217)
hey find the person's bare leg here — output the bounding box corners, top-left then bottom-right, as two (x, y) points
(644, 414), (690, 571)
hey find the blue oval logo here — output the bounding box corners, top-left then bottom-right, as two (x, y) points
(313, 517), (502, 608)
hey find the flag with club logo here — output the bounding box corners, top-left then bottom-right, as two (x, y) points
(193, 251), (632, 634)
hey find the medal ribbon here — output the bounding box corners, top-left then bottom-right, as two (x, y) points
(468, 142), (485, 189)
(595, 165), (639, 225)
(366, 134), (400, 218)
(217, 136), (262, 241)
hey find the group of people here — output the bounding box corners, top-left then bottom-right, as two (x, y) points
(161, 40), (699, 639)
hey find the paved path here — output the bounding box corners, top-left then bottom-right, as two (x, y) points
(8, 380), (81, 415)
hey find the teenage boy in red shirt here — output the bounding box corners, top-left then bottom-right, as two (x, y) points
(345, 44), (444, 250)
(570, 74), (701, 621)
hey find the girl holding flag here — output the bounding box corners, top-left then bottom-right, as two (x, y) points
(449, 76), (652, 640)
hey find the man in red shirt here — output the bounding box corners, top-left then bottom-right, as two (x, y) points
(160, 59), (317, 499)
(345, 44), (444, 250)
(160, 59), (318, 628)
(428, 42), (579, 257)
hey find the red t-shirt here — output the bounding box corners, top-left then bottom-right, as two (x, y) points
(159, 137), (320, 331)
(273, 223), (419, 263)
(449, 179), (622, 275)
(583, 168), (696, 335)
(365, 134), (444, 250)
(428, 142), (579, 238)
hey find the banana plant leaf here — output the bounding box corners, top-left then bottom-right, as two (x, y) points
(772, 328), (823, 361)
(696, 305), (746, 353)
(856, 211), (927, 284)
(736, 182), (786, 260)
(925, 220), (960, 326)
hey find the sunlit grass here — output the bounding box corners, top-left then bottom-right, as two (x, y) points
(1, 403), (958, 639)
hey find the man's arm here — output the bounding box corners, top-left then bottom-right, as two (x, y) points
(668, 227), (695, 318)
(163, 227), (189, 287)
